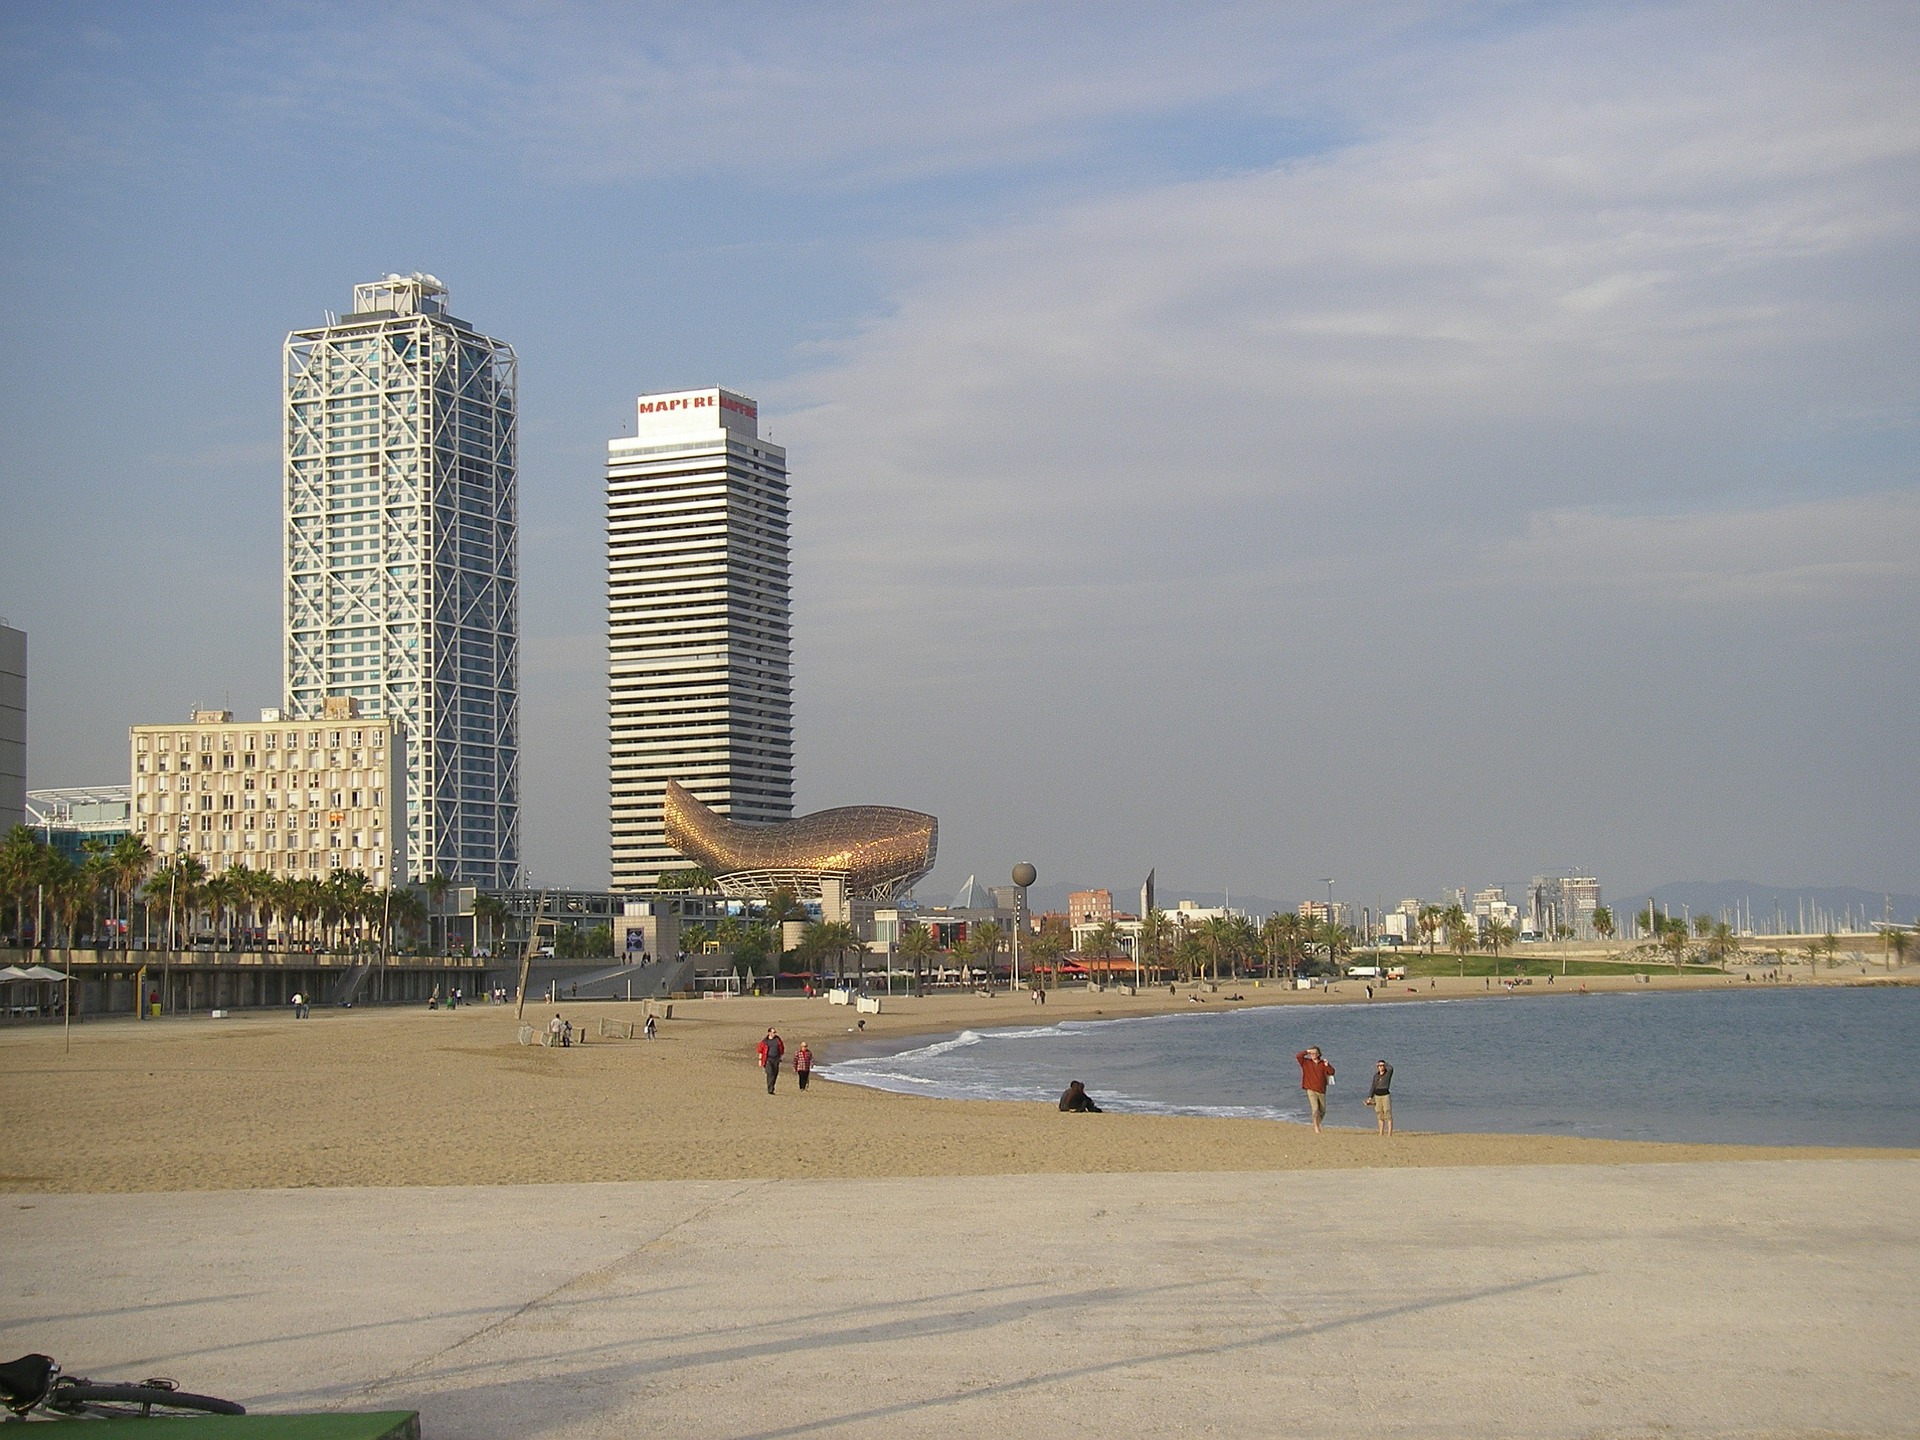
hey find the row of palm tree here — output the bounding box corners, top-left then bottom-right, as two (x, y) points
(0, 825), (436, 954)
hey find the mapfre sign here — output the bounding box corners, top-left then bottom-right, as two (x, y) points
(636, 391), (757, 421)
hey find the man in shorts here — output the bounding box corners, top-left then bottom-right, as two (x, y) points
(1366, 1058), (1394, 1135)
(1296, 1046), (1334, 1132)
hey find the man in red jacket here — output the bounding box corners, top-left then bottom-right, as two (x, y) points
(1296, 1046), (1334, 1132)
(757, 1028), (785, 1094)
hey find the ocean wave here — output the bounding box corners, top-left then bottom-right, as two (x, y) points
(818, 1065), (1303, 1121)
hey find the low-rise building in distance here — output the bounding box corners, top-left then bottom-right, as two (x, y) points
(25, 786), (131, 864)
(130, 698), (406, 888)
(1069, 889), (1114, 927)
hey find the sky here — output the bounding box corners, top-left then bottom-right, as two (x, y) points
(1, 1), (1915, 912)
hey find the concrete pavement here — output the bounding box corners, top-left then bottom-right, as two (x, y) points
(3, 1161), (1916, 1437)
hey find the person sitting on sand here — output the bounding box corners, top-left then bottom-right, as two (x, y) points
(1059, 1081), (1103, 1113)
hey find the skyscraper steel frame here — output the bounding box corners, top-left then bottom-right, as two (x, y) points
(283, 276), (521, 888)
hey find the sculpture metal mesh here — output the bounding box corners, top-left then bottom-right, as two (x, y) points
(662, 779), (937, 899)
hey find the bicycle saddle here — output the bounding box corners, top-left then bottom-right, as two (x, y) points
(0, 1353), (56, 1407)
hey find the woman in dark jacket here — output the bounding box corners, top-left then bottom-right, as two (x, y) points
(1059, 1080), (1103, 1113)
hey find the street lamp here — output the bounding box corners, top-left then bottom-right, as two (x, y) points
(1323, 878), (1335, 965)
(1011, 862), (1037, 991)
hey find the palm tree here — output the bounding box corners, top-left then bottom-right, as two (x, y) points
(40, 851), (81, 949)
(896, 919), (938, 993)
(809, 920), (866, 986)
(1889, 927), (1912, 971)
(653, 866), (717, 893)
(111, 835), (154, 948)
(1139, 909), (1173, 986)
(471, 893), (509, 958)
(1087, 920), (1123, 984)
(385, 886), (427, 953)
(422, 874), (453, 955)
(1484, 919), (1515, 976)
(1028, 927), (1067, 989)
(1591, 906), (1615, 956)
(79, 840), (117, 948)
(0, 825), (43, 943)
(203, 871), (240, 950)
(1703, 920), (1741, 968)
(1418, 904), (1444, 956)
(1193, 915), (1230, 983)
(1660, 919), (1691, 974)
(969, 921), (1004, 986)
(1445, 907), (1475, 976)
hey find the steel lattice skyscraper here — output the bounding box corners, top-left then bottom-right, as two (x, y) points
(284, 274), (521, 888)
(607, 388), (793, 889)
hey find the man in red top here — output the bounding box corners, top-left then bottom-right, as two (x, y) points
(1296, 1046), (1334, 1132)
(757, 1027), (785, 1094)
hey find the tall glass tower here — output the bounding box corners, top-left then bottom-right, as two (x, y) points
(607, 388), (793, 890)
(284, 274), (520, 888)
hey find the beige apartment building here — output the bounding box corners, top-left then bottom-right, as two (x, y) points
(130, 698), (406, 886)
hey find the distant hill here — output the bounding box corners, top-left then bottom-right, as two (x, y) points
(1615, 881), (1920, 934)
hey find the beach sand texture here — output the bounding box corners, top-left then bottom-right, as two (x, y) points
(2, 975), (1906, 1194)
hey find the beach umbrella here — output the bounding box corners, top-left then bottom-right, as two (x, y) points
(20, 965), (69, 981)
(0, 966), (34, 983)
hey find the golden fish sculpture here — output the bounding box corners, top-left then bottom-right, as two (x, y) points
(662, 779), (938, 898)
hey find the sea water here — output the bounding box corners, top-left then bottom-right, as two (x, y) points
(819, 985), (1920, 1147)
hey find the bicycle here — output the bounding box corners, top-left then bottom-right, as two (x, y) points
(0, 1353), (245, 1421)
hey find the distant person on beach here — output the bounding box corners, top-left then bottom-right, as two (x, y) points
(1366, 1059), (1394, 1135)
(1296, 1046), (1335, 1132)
(643, 1014), (657, 1040)
(548, 1013), (563, 1046)
(1059, 1080), (1103, 1113)
(794, 1042), (813, 1090)
(758, 1028), (785, 1093)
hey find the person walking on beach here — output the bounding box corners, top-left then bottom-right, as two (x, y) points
(1366, 1059), (1394, 1135)
(1296, 1046), (1334, 1132)
(794, 1041), (813, 1091)
(758, 1027), (785, 1093)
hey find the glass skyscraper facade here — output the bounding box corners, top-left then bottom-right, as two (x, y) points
(283, 274), (521, 887)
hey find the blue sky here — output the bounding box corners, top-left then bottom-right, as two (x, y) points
(2, 1), (1915, 909)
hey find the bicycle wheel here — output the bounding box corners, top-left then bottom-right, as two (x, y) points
(53, 1380), (246, 1416)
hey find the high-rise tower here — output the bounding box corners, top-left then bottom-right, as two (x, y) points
(284, 274), (520, 888)
(607, 388), (793, 890)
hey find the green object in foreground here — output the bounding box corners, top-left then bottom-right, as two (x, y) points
(80, 1414), (420, 1439)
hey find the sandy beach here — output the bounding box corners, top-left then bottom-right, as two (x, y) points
(5, 975), (1917, 1436)
(1, 972), (1907, 1194)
